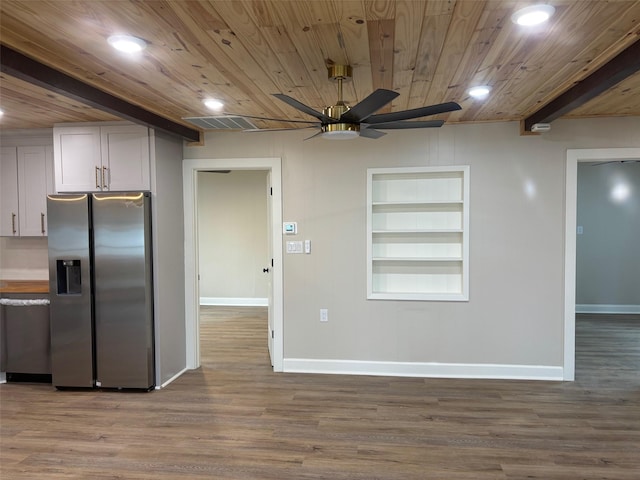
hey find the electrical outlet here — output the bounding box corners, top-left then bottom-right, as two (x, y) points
(320, 308), (328, 322)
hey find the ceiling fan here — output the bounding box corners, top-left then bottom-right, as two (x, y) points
(235, 65), (461, 140)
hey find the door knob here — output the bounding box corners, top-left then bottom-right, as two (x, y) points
(263, 268), (270, 273)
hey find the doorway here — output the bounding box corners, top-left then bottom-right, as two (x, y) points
(183, 157), (283, 371)
(563, 147), (640, 380)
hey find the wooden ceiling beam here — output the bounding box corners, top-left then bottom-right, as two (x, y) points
(522, 39), (640, 133)
(0, 44), (201, 143)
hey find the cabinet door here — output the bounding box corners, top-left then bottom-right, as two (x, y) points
(17, 146), (52, 236)
(53, 126), (101, 192)
(100, 125), (150, 191)
(0, 147), (19, 236)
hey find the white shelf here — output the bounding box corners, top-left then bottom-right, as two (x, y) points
(367, 166), (469, 301)
(372, 200), (463, 206)
(373, 257), (462, 262)
(372, 229), (464, 233)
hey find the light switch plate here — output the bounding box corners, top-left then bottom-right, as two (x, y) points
(286, 241), (303, 254)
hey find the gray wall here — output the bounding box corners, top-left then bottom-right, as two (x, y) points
(151, 131), (186, 386)
(184, 117), (639, 370)
(197, 170), (268, 303)
(576, 161), (640, 310)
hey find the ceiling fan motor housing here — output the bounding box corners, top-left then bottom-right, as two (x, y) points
(328, 64), (353, 82)
(322, 101), (359, 135)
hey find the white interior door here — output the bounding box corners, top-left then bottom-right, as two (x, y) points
(266, 171), (274, 365)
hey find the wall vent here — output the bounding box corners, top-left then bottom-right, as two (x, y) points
(183, 116), (257, 130)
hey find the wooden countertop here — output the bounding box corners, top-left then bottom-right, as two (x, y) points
(0, 280), (49, 294)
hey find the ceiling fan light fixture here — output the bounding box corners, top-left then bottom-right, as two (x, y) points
(511, 4), (555, 26)
(107, 34), (147, 53)
(468, 85), (491, 99)
(321, 130), (359, 140)
(321, 123), (360, 140)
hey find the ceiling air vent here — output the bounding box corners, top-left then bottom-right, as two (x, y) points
(183, 116), (257, 130)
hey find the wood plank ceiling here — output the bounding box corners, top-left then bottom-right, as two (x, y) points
(1, 0), (639, 135)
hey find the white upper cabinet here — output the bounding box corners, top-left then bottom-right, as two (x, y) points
(1, 145), (53, 237)
(54, 123), (150, 192)
(0, 147), (19, 236)
(367, 166), (470, 301)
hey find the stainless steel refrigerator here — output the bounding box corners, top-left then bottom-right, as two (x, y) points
(47, 192), (154, 390)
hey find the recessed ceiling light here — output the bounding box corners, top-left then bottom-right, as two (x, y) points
(204, 99), (224, 111)
(107, 34), (147, 53)
(468, 85), (491, 99)
(511, 4), (555, 26)
(0, 109), (4, 117)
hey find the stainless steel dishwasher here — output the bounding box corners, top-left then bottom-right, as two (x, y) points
(0, 293), (51, 379)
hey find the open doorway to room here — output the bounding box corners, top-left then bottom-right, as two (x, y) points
(183, 158), (283, 372)
(563, 148), (640, 380)
(574, 159), (640, 380)
(196, 170), (270, 368)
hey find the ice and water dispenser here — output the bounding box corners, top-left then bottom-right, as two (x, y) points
(56, 260), (82, 295)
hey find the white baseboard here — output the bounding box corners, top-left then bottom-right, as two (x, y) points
(576, 304), (640, 314)
(200, 297), (268, 306)
(156, 367), (188, 389)
(283, 358), (564, 381)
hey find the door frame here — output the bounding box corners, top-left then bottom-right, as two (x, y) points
(563, 147), (640, 381)
(182, 157), (284, 371)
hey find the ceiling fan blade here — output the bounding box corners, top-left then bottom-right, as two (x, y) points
(303, 130), (325, 141)
(359, 128), (387, 139)
(339, 89), (399, 123)
(367, 120), (445, 129)
(366, 102), (461, 124)
(224, 112), (320, 125)
(273, 93), (335, 123)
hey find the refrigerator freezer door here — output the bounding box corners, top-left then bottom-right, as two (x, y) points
(92, 192), (154, 389)
(47, 194), (94, 388)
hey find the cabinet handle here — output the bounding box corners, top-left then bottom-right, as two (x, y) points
(102, 166), (108, 190)
(11, 213), (17, 234)
(41, 213), (46, 234)
(95, 166), (101, 189)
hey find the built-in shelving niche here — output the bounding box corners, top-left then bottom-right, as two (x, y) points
(367, 166), (470, 301)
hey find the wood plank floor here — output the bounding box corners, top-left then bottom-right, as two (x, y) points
(1, 310), (638, 479)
